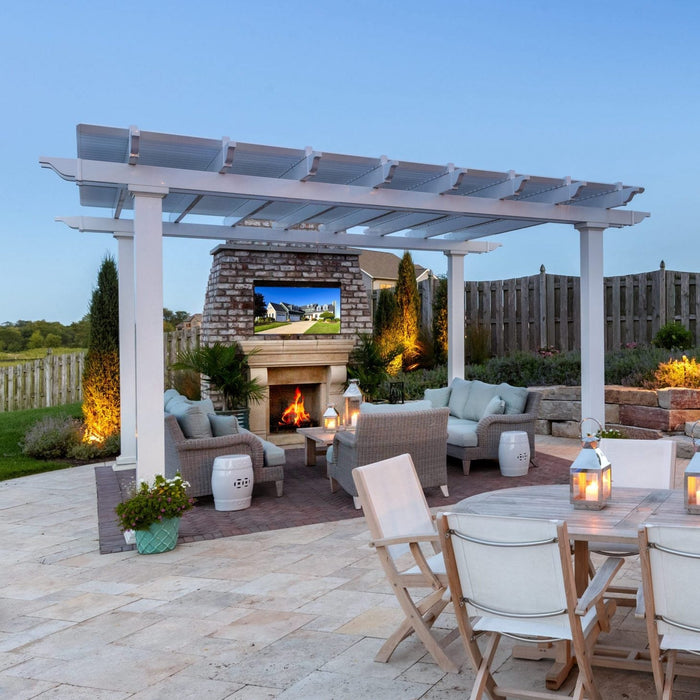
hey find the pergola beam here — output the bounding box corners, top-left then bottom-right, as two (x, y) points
(40, 157), (648, 231)
(56, 215), (502, 254)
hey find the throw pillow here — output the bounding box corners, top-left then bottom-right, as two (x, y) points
(448, 378), (472, 419)
(168, 400), (213, 439)
(208, 413), (239, 436)
(497, 383), (529, 414)
(482, 395), (506, 418)
(463, 380), (498, 421)
(424, 386), (451, 408)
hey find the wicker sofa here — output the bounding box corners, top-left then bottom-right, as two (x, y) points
(164, 390), (285, 498)
(327, 406), (450, 508)
(424, 379), (542, 475)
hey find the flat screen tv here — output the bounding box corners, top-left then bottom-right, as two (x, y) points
(254, 282), (341, 335)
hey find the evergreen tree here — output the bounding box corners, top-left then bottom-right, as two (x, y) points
(82, 254), (120, 442)
(395, 251), (421, 370)
(432, 276), (448, 365)
(373, 288), (403, 374)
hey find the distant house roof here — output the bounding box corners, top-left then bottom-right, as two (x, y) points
(355, 249), (429, 283)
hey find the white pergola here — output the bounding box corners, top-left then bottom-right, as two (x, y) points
(41, 124), (648, 482)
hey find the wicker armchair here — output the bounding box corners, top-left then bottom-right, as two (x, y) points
(164, 414), (283, 498)
(327, 408), (450, 508)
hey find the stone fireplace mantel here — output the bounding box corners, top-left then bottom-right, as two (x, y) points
(243, 338), (356, 444)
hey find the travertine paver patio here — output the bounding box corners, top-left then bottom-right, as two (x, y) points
(1, 437), (698, 699)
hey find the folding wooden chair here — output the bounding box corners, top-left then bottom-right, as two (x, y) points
(438, 511), (622, 699)
(588, 439), (676, 607)
(638, 523), (700, 699)
(352, 454), (460, 673)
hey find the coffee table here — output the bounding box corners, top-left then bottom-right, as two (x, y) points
(296, 427), (336, 466)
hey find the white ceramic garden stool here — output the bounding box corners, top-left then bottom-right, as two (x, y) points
(211, 454), (254, 511)
(498, 431), (531, 477)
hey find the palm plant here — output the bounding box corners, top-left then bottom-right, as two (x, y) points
(171, 342), (265, 410)
(348, 333), (403, 401)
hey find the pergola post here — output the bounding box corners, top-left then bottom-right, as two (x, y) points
(114, 233), (136, 469)
(446, 251), (466, 382)
(577, 223), (607, 428)
(130, 186), (168, 483)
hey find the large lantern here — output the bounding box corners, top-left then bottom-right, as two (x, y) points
(684, 421), (700, 514)
(343, 379), (362, 429)
(569, 418), (612, 510)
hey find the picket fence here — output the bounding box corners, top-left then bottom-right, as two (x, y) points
(4, 264), (700, 411)
(0, 328), (201, 414)
(0, 352), (86, 413)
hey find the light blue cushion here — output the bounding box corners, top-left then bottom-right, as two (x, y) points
(482, 395), (506, 418)
(424, 386), (451, 408)
(168, 400), (213, 439)
(164, 389), (181, 411)
(497, 383), (529, 414)
(448, 378), (472, 419)
(208, 413), (239, 436)
(446, 417), (479, 447)
(463, 380), (499, 421)
(359, 400), (432, 413)
(326, 444), (335, 464)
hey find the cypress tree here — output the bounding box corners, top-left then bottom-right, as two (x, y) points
(395, 250), (421, 369)
(432, 276), (448, 365)
(82, 254), (120, 442)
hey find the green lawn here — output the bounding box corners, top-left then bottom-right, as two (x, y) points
(307, 320), (340, 334)
(0, 403), (84, 481)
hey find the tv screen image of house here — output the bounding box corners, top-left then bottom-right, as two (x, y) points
(254, 283), (341, 335)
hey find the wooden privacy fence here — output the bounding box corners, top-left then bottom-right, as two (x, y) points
(465, 263), (700, 355)
(0, 352), (85, 413)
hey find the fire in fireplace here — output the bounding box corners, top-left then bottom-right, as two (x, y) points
(269, 384), (318, 432)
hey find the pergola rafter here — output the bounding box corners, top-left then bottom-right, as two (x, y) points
(40, 124), (649, 482)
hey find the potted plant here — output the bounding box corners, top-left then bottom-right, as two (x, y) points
(171, 341), (266, 428)
(115, 473), (195, 554)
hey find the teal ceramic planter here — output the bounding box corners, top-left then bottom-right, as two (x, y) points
(134, 517), (181, 554)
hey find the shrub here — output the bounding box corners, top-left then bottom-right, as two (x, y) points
(67, 432), (121, 461)
(654, 355), (700, 388)
(22, 416), (83, 459)
(604, 345), (676, 387)
(653, 321), (694, 350)
(466, 324), (491, 365)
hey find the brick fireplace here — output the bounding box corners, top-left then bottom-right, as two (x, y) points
(201, 243), (372, 445)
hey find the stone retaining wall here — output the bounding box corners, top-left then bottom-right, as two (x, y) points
(535, 385), (700, 443)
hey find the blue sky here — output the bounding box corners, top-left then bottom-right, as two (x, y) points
(2, 1), (698, 324)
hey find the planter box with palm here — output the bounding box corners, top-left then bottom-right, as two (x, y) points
(171, 342), (265, 429)
(348, 334), (403, 402)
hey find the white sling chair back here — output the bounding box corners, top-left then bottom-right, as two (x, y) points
(438, 511), (622, 700)
(639, 523), (700, 699)
(352, 453), (459, 673)
(589, 439), (677, 606)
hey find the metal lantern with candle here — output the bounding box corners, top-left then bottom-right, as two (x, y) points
(569, 417), (612, 510)
(343, 379), (363, 430)
(322, 404), (339, 433)
(684, 421), (700, 514)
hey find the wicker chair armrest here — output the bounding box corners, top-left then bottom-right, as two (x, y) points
(476, 411), (538, 431)
(333, 431), (358, 449)
(177, 432), (263, 458)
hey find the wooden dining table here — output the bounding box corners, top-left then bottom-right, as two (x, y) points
(450, 484), (700, 688)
